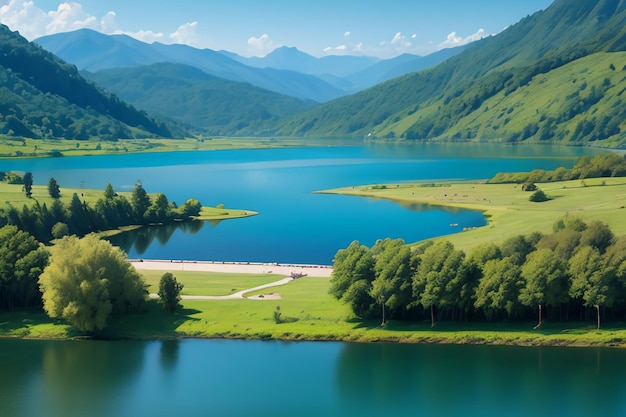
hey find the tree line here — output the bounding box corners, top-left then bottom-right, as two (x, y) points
(0, 172), (202, 243)
(0, 226), (184, 331)
(330, 216), (626, 329)
(488, 153), (626, 184)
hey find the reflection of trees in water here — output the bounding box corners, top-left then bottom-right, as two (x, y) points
(159, 339), (180, 372)
(335, 342), (626, 415)
(107, 220), (207, 255)
(397, 201), (465, 214)
(38, 340), (147, 416)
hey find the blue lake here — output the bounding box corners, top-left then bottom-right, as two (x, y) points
(1, 338), (625, 417)
(2, 142), (601, 264)
(0, 142), (619, 417)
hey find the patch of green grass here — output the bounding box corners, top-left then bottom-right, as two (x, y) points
(0, 137), (333, 159)
(2, 277), (626, 346)
(139, 270), (283, 296)
(320, 177), (626, 253)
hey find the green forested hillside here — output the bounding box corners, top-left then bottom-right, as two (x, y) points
(84, 63), (317, 136)
(278, 0), (626, 148)
(0, 24), (180, 141)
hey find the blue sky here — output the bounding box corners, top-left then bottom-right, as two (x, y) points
(1, 0), (554, 58)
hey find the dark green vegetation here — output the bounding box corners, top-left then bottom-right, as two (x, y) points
(279, 0), (626, 148)
(330, 217), (626, 330)
(0, 225), (49, 309)
(0, 172), (202, 243)
(83, 63), (317, 136)
(489, 152), (626, 183)
(39, 235), (147, 332)
(0, 24), (182, 142)
(157, 272), (184, 313)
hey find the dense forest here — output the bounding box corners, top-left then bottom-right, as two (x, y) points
(0, 173), (202, 244)
(330, 217), (626, 329)
(0, 24), (182, 140)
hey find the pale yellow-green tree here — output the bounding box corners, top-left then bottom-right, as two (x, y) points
(39, 234), (148, 332)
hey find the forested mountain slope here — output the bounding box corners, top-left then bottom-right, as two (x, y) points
(0, 25), (180, 141)
(84, 63), (317, 136)
(279, 0), (626, 148)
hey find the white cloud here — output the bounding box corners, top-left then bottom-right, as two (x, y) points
(344, 31), (350, 37)
(169, 21), (200, 46)
(0, 0), (48, 39)
(0, 0), (204, 47)
(439, 28), (489, 49)
(247, 33), (278, 56)
(119, 29), (165, 44)
(46, 2), (98, 34)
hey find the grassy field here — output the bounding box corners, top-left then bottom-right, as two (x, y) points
(2, 275), (626, 346)
(0, 136), (337, 159)
(319, 176), (626, 253)
(140, 269), (283, 296)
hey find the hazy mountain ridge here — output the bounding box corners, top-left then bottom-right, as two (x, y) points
(278, 0), (626, 148)
(83, 62), (317, 136)
(36, 30), (463, 100)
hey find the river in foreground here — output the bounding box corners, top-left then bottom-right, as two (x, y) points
(1, 338), (625, 417)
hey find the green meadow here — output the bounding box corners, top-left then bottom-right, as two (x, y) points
(3, 273), (626, 347)
(0, 136), (329, 159)
(319, 176), (626, 253)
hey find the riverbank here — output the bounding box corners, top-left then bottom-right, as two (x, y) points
(0, 137), (348, 159)
(1, 260), (625, 348)
(318, 176), (626, 253)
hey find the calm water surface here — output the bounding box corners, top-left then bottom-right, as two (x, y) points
(0, 338), (625, 417)
(1, 143), (601, 264)
(0, 143), (617, 417)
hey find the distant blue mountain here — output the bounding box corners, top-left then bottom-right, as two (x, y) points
(221, 45), (466, 92)
(35, 29), (344, 102)
(36, 29), (465, 100)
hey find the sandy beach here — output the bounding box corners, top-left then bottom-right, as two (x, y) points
(130, 259), (333, 277)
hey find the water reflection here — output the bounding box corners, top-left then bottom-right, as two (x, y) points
(108, 220), (206, 256)
(159, 339), (180, 372)
(335, 343), (626, 416)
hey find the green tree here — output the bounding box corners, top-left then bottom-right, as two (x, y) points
(67, 193), (91, 235)
(0, 225), (49, 309)
(474, 257), (522, 320)
(369, 238), (413, 325)
(149, 193), (170, 222)
(39, 235), (148, 332)
(329, 241), (375, 319)
(47, 177), (60, 199)
(131, 181), (151, 223)
(158, 272), (184, 313)
(519, 248), (569, 328)
(23, 171), (33, 198)
(51, 222), (69, 239)
(413, 240), (465, 327)
(178, 198), (202, 218)
(580, 220), (614, 254)
(569, 246), (616, 330)
(104, 182), (116, 200)
(529, 189), (549, 202)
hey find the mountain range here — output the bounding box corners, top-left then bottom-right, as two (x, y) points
(36, 30), (463, 102)
(1, 0), (625, 147)
(277, 0), (626, 147)
(0, 24), (180, 142)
